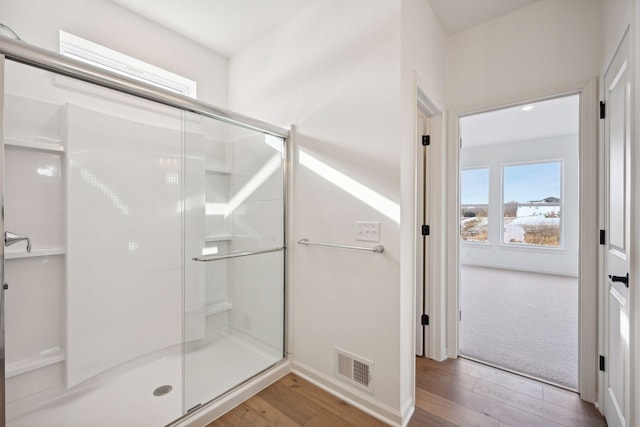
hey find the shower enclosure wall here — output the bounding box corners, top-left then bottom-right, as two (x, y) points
(0, 37), (287, 427)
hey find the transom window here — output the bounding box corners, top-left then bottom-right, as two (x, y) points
(59, 31), (197, 98)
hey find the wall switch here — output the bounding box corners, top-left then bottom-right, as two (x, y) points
(356, 221), (381, 242)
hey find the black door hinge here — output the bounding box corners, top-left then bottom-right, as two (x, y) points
(600, 229), (606, 245)
(421, 225), (430, 236)
(600, 101), (606, 119)
(422, 135), (430, 146)
(421, 314), (429, 326)
(599, 355), (605, 371)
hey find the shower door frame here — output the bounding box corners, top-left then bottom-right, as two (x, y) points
(0, 35), (289, 427)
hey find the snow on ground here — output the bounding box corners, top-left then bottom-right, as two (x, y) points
(504, 216), (558, 243)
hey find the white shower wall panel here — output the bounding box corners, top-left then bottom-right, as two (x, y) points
(229, 134), (283, 253)
(229, 252), (284, 351)
(4, 257), (65, 382)
(227, 134), (283, 351)
(184, 132), (207, 343)
(65, 104), (184, 387)
(4, 147), (64, 249)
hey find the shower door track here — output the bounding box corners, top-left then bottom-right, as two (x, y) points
(0, 35), (289, 139)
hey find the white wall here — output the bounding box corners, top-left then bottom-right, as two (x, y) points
(229, 0), (406, 421)
(228, 1), (446, 423)
(446, 0), (603, 110)
(602, 0), (632, 65)
(0, 0), (228, 107)
(460, 135), (579, 276)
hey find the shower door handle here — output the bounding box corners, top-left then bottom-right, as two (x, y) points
(4, 231), (32, 253)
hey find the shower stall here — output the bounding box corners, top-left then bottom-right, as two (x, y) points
(0, 36), (287, 426)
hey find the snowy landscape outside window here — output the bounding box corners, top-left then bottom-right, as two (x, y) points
(502, 162), (562, 247)
(460, 168), (489, 243)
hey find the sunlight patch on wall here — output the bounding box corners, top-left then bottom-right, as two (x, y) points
(299, 150), (400, 224)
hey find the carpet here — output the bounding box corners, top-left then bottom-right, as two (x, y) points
(459, 265), (578, 389)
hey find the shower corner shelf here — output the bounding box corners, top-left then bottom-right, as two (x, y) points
(5, 247), (66, 260)
(5, 137), (65, 153)
(205, 301), (233, 316)
(6, 347), (66, 378)
(205, 235), (233, 243)
(205, 167), (232, 174)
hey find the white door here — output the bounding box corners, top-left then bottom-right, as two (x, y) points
(416, 109), (430, 356)
(603, 30), (630, 427)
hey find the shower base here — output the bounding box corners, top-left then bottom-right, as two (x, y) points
(6, 331), (281, 427)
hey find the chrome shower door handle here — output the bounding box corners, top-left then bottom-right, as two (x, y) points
(4, 231), (32, 253)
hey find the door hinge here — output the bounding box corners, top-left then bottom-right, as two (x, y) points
(422, 134), (430, 146)
(421, 225), (430, 236)
(599, 355), (605, 371)
(421, 314), (429, 326)
(600, 101), (606, 119)
(599, 229), (605, 245)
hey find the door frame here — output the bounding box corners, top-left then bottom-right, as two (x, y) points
(413, 76), (446, 362)
(446, 80), (599, 402)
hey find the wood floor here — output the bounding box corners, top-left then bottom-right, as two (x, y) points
(206, 357), (607, 427)
(412, 356), (606, 427)
(205, 373), (387, 427)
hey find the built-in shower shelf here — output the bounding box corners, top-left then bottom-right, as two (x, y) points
(205, 301), (233, 316)
(5, 138), (65, 153)
(6, 347), (66, 378)
(205, 235), (233, 242)
(205, 167), (232, 174)
(5, 247), (66, 259)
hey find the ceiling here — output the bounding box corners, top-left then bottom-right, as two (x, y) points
(460, 95), (580, 148)
(109, 0), (320, 57)
(111, 0), (542, 58)
(428, 0), (542, 36)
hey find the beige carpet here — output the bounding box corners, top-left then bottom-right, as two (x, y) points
(459, 265), (578, 389)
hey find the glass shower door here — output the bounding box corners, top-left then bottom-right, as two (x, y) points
(183, 112), (285, 410)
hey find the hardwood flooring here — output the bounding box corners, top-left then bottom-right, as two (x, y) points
(411, 357), (607, 427)
(205, 373), (387, 427)
(206, 357), (607, 427)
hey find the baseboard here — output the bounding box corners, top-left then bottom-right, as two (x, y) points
(400, 397), (415, 426)
(291, 360), (403, 426)
(172, 360), (291, 427)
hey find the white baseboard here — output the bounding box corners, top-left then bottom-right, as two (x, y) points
(172, 360), (291, 427)
(291, 360), (404, 426)
(400, 397), (415, 426)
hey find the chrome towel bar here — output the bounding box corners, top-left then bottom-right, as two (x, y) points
(193, 247), (284, 262)
(298, 238), (384, 253)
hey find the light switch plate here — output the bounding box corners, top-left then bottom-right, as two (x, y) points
(356, 221), (380, 242)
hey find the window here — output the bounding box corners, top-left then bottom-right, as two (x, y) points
(502, 162), (562, 247)
(59, 31), (197, 98)
(460, 167), (489, 242)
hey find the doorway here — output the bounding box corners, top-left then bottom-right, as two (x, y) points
(457, 95), (581, 389)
